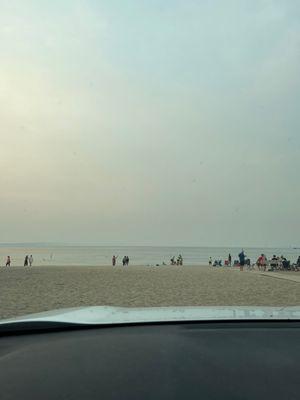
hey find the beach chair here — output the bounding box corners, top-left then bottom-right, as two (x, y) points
(270, 260), (278, 271)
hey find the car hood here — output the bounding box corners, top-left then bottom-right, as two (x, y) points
(1, 306), (300, 328)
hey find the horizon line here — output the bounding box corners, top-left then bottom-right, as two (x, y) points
(0, 242), (298, 249)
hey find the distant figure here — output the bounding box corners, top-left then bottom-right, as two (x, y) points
(282, 257), (290, 270)
(24, 255), (29, 267)
(256, 255), (262, 271)
(270, 255), (278, 271)
(209, 257), (212, 266)
(263, 254), (267, 271)
(126, 256), (129, 266)
(112, 255), (117, 266)
(246, 258), (251, 269)
(170, 256), (176, 265)
(228, 254), (232, 266)
(6, 256), (11, 267)
(238, 250), (245, 271)
(29, 255), (33, 267)
(296, 256), (300, 271)
(122, 256), (126, 266)
(258, 254), (266, 271)
(213, 260), (222, 267)
(176, 255), (182, 266)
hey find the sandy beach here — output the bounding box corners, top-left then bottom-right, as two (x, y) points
(0, 265), (299, 319)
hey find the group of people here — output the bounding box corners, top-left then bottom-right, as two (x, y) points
(170, 255), (183, 265)
(210, 251), (255, 271)
(24, 255), (34, 267)
(255, 254), (269, 271)
(209, 250), (300, 272)
(209, 251), (250, 271)
(260, 254), (296, 271)
(209, 254), (233, 268)
(253, 253), (299, 271)
(112, 255), (130, 266)
(237, 251), (300, 272)
(3, 255), (33, 267)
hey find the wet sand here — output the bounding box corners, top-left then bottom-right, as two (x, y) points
(0, 265), (299, 319)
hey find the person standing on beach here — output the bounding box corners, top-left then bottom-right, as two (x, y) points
(29, 255), (33, 267)
(257, 255), (262, 271)
(24, 255), (29, 267)
(257, 254), (266, 271)
(126, 256), (129, 266)
(122, 256), (126, 267)
(209, 257), (212, 266)
(262, 254), (267, 271)
(238, 250), (245, 271)
(112, 255), (118, 266)
(228, 254), (232, 266)
(5, 256), (11, 267)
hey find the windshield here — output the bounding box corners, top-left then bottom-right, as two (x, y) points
(0, 1), (299, 322)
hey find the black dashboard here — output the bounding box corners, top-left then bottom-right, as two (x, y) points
(0, 321), (299, 399)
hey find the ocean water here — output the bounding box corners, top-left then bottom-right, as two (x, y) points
(0, 244), (299, 267)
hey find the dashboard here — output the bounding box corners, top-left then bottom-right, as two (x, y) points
(0, 321), (299, 399)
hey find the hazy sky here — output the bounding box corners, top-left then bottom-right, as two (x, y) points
(0, 0), (299, 247)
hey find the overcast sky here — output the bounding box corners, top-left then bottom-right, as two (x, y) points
(0, 0), (299, 247)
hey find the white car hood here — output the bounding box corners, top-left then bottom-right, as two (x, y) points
(1, 306), (300, 326)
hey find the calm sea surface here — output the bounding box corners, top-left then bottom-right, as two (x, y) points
(0, 244), (299, 267)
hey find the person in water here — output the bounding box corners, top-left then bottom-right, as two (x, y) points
(24, 255), (29, 267)
(6, 256), (11, 267)
(29, 255), (33, 267)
